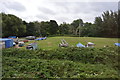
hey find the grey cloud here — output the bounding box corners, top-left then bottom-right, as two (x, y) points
(0, 4), (8, 12)
(50, 2), (118, 24)
(89, 2), (118, 12)
(69, 2), (118, 14)
(70, 2), (91, 14)
(36, 14), (49, 20)
(51, 2), (118, 14)
(38, 7), (56, 15)
(51, 2), (72, 13)
(50, 2), (87, 13)
(0, 0), (26, 12)
(56, 17), (70, 22)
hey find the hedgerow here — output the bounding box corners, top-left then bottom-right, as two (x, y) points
(2, 47), (119, 78)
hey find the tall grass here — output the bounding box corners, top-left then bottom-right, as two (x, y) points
(2, 47), (119, 78)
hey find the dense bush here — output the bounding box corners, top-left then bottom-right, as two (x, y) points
(2, 47), (119, 78)
(3, 47), (119, 65)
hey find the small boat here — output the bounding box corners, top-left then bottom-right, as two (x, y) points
(26, 42), (38, 50)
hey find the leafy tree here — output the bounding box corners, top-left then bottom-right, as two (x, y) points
(2, 13), (26, 37)
(94, 17), (103, 37)
(26, 22), (35, 36)
(1, 10), (119, 38)
(93, 11), (118, 38)
(40, 21), (50, 36)
(33, 21), (42, 36)
(118, 10), (120, 38)
(49, 20), (59, 35)
(71, 19), (83, 35)
(80, 22), (92, 37)
(59, 22), (70, 35)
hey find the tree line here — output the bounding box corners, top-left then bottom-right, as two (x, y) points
(1, 10), (119, 38)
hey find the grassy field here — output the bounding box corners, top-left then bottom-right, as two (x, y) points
(2, 37), (119, 78)
(3, 47), (119, 78)
(24, 37), (118, 50)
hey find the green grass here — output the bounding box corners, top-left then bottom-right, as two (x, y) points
(2, 37), (119, 78)
(3, 57), (118, 78)
(2, 47), (119, 78)
(24, 37), (118, 50)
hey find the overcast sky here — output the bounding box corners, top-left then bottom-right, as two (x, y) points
(0, 0), (119, 24)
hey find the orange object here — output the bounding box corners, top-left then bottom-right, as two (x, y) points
(23, 40), (29, 43)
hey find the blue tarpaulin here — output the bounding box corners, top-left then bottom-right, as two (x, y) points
(8, 36), (16, 38)
(35, 37), (47, 40)
(76, 43), (85, 47)
(0, 38), (13, 48)
(114, 43), (120, 47)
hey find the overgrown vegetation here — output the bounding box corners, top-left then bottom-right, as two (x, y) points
(2, 47), (119, 78)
